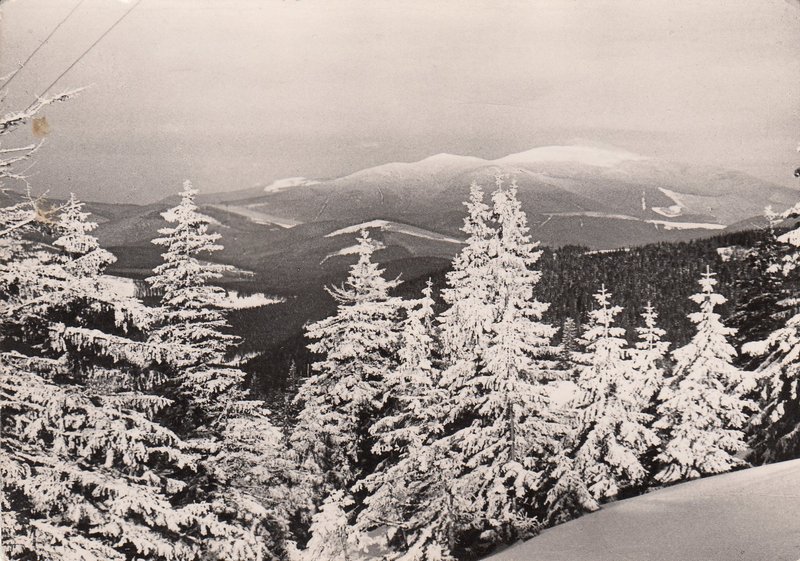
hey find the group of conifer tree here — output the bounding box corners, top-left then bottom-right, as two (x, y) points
(1, 180), (290, 560)
(4, 147), (800, 558)
(287, 177), (800, 560)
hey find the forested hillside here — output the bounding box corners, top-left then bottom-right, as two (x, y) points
(249, 226), (792, 397)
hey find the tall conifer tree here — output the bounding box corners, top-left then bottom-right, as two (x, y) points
(631, 302), (670, 409)
(355, 281), (457, 559)
(147, 181), (288, 555)
(746, 202), (800, 463)
(655, 267), (753, 483)
(570, 286), (658, 500)
(292, 230), (403, 511)
(148, 180), (248, 428)
(415, 180), (561, 555)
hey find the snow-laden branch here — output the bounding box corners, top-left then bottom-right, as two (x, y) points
(0, 88), (83, 190)
(51, 324), (195, 368)
(0, 87), (84, 135)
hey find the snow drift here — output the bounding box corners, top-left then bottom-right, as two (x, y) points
(486, 459), (800, 561)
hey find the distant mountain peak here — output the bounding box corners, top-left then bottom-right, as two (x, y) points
(494, 145), (646, 167)
(418, 152), (487, 165)
(263, 177), (320, 193)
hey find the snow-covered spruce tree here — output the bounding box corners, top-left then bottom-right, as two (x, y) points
(730, 207), (790, 369)
(291, 229), (403, 520)
(654, 267), (754, 483)
(540, 446), (598, 526)
(369, 280), (440, 457)
(745, 202), (800, 463)
(278, 359), (302, 443)
(147, 181), (288, 554)
(570, 285), (658, 501)
(147, 180), (248, 430)
(355, 280), (464, 559)
(631, 302), (670, 410)
(438, 181), (495, 365)
(1, 193), (163, 390)
(426, 180), (563, 555)
(54, 193), (116, 277)
(0, 198), (278, 560)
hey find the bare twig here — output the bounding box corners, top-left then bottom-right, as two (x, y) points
(0, 145), (37, 155)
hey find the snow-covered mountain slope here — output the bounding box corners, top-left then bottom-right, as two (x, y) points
(487, 459), (800, 561)
(199, 144), (797, 249)
(206, 203), (302, 228)
(494, 145), (646, 167)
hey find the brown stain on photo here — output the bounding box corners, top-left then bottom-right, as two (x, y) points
(32, 116), (50, 138)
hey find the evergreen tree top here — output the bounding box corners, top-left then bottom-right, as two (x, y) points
(687, 267), (734, 334)
(461, 181), (494, 242)
(635, 301), (669, 354)
(673, 266), (741, 385)
(326, 229), (401, 305)
(151, 180), (224, 257)
(53, 193), (116, 277)
(582, 285), (626, 344)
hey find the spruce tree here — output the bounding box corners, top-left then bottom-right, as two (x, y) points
(291, 230), (403, 511)
(355, 281), (458, 559)
(299, 491), (357, 561)
(558, 317), (579, 372)
(729, 207), (789, 368)
(432, 180), (561, 554)
(438, 181), (495, 364)
(746, 203), (800, 463)
(371, 279), (440, 456)
(147, 181), (288, 555)
(147, 180), (247, 429)
(541, 447), (599, 526)
(279, 360), (302, 443)
(571, 286), (658, 500)
(631, 302), (670, 410)
(655, 267), (754, 483)
(54, 193), (116, 278)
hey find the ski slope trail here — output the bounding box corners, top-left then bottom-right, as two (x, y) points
(487, 459), (800, 561)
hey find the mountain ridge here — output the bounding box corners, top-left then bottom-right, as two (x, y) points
(5, 145), (798, 287)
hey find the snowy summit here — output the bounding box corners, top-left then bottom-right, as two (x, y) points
(494, 145), (647, 167)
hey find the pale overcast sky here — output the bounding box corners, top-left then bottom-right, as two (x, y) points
(1, 0), (798, 203)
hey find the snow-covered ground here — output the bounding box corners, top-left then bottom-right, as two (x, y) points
(262, 176), (320, 193)
(645, 218), (726, 231)
(100, 275), (280, 309)
(208, 204), (303, 228)
(217, 290), (283, 309)
(547, 380), (577, 408)
(543, 211), (725, 231)
(100, 275), (137, 298)
(486, 459), (800, 561)
(325, 220), (463, 244)
(651, 188), (685, 218)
